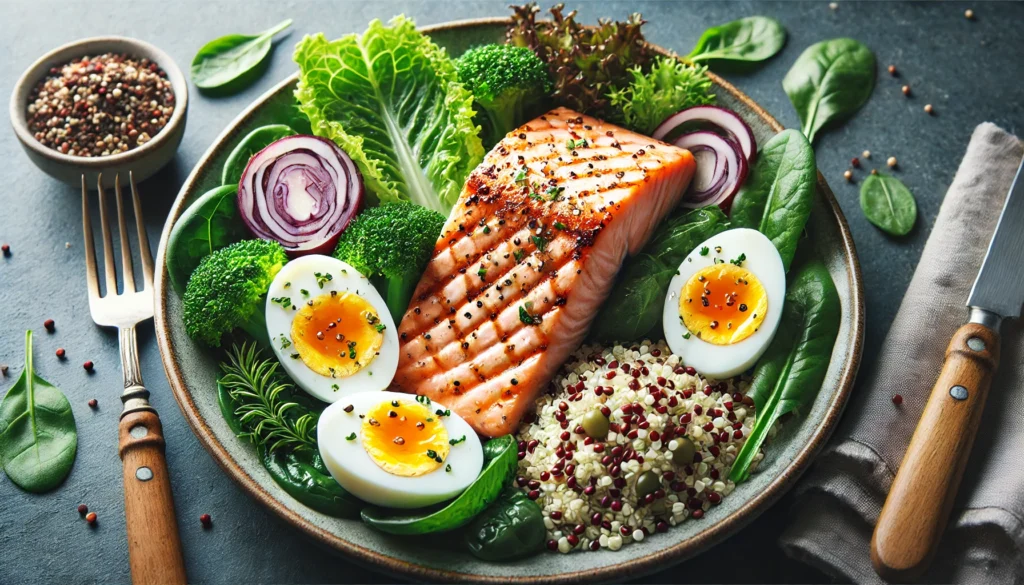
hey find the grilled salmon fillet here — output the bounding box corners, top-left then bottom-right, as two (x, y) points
(392, 107), (696, 436)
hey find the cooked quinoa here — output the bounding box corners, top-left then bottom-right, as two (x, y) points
(514, 340), (763, 553)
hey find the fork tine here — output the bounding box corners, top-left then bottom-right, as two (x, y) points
(129, 172), (155, 289)
(114, 175), (137, 292)
(96, 174), (119, 296)
(81, 175), (101, 300)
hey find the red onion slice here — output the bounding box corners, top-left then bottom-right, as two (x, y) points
(672, 131), (748, 209)
(653, 105), (757, 164)
(238, 135), (363, 256)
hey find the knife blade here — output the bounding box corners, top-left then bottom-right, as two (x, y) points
(872, 154), (1024, 583)
(968, 156), (1024, 319)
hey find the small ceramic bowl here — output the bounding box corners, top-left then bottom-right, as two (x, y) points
(9, 36), (188, 189)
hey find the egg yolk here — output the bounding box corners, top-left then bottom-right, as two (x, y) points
(679, 264), (767, 345)
(361, 399), (450, 477)
(290, 292), (384, 378)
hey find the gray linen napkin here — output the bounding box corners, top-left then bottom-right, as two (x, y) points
(779, 123), (1024, 584)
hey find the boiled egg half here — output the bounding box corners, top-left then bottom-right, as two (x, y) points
(266, 255), (399, 402)
(318, 391), (483, 508)
(662, 228), (785, 378)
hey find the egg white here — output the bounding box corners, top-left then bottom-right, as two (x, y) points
(318, 391), (484, 509)
(265, 255), (399, 403)
(662, 228), (786, 379)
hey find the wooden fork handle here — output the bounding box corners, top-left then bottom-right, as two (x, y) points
(119, 408), (188, 585)
(871, 322), (1000, 582)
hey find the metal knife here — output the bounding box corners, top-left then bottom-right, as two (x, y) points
(871, 156), (1024, 582)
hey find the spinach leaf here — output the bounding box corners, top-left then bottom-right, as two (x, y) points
(860, 173), (917, 236)
(259, 444), (363, 518)
(295, 18), (484, 214)
(0, 331), (77, 493)
(360, 435), (517, 535)
(730, 259), (840, 482)
(222, 124), (298, 186)
(730, 129), (817, 271)
(191, 19), (292, 94)
(166, 184), (248, 295)
(463, 487), (545, 561)
(688, 17), (787, 64)
(590, 207), (729, 343)
(782, 38), (875, 144)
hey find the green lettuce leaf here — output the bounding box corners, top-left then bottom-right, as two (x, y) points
(607, 57), (715, 135)
(294, 17), (484, 214)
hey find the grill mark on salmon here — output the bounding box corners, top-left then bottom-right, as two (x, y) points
(392, 107), (696, 436)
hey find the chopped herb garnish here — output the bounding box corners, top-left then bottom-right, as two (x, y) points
(331, 383), (340, 392)
(347, 341), (357, 359)
(415, 395), (431, 405)
(545, 186), (565, 200)
(445, 464), (452, 473)
(449, 435), (467, 446)
(290, 353), (300, 359)
(314, 272), (333, 289)
(730, 253), (747, 266)
(554, 221), (567, 230)
(271, 296), (292, 308)
(519, 303), (541, 326)
(566, 138), (589, 151)
(528, 191), (544, 201)
(374, 323), (386, 333)
(279, 337), (292, 350)
(483, 225), (491, 234)
(513, 166), (528, 183)
(682, 332), (691, 340)
(477, 266), (487, 279)
(530, 235), (547, 252)
(699, 246), (710, 256)
(425, 449), (443, 463)
(346, 432), (356, 441)
(434, 408), (451, 417)
(513, 249), (525, 263)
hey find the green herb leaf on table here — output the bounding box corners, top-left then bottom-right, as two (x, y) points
(222, 124), (298, 185)
(295, 17), (484, 214)
(730, 129), (817, 272)
(860, 173), (917, 236)
(782, 38), (875, 144)
(0, 331), (77, 493)
(463, 486), (546, 561)
(607, 57), (715, 135)
(191, 19), (293, 94)
(730, 259), (841, 482)
(360, 435), (519, 535)
(166, 184), (249, 295)
(688, 16), (787, 64)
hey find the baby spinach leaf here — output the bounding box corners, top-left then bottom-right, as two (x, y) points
(222, 124), (298, 186)
(166, 184), (248, 295)
(730, 259), (840, 483)
(730, 129), (817, 271)
(259, 444), (363, 519)
(360, 435), (517, 535)
(294, 17), (484, 213)
(463, 487), (545, 561)
(860, 173), (917, 236)
(688, 17), (787, 64)
(0, 331), (77, 493)
(191, 19), (292, 94)
(782, 38), (875, 144)
(590, 207), (729, 343)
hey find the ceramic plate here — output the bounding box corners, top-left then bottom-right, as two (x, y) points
(155, 17), (864, 583)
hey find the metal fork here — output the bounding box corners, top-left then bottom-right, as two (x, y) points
(82, 172), (187, 585)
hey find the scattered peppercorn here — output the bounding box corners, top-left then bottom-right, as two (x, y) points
(871, 169), (879, 175)
(83, 360), (95, 372)
(85, 512), (97, 525)
(77, 504), (88, 515)
(56, 348), (66, 359)
(88, 398), (98, 409)
(828, 2), (838, 9)
(887, 65), (897, 76)
(200, 513), (212, 528)
(924, 104), (934, 115)
(1, 244), (10, 257)
(844, 170), (853, 182)
(901, 85), (911, 96)
(887, 156), (898, 168)
(965, 8), (975, 20)
(0, 365), (7, 376)
(862, 150), (871, 159)
(44, 319), (56, 332)
(851, 157), (860, 168)
(25, 53), (175, 157)
(892, 394), (903, 406)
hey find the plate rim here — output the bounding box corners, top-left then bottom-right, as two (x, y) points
(154, 16), (864, 583)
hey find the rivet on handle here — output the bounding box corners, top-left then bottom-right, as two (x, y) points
(129, 425), (148, 438)
(135, 466), (154, 481)
(950, 385), (969, 401)
(967, 337), (986, 352)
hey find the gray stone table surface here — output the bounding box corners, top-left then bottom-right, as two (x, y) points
(1, 1), (1022, 583)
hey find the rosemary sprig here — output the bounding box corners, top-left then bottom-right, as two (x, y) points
(219, 342), (317, 452)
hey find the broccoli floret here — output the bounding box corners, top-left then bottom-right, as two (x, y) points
(456, 44), (552, 146)
(183, 239), (287, 347)
(333, 202), (446, 322)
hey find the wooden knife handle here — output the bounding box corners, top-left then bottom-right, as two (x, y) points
(871, 322), (999, 582)
(119, 409), (188, 585)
